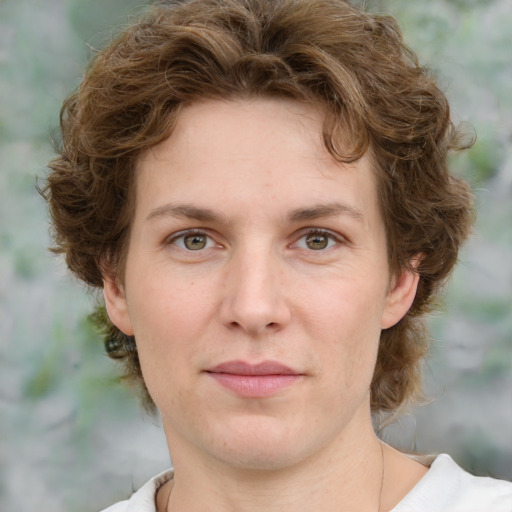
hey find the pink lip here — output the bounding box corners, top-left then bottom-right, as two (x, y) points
(205, 360), (303, 398)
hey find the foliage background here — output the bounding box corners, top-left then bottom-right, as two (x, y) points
(0, 0), (511, 510)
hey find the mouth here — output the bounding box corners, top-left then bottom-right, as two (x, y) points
(204, 360), (304, 398)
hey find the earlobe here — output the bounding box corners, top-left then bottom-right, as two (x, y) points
(103, 276), (134, 336)
(380, 265), (420, 330)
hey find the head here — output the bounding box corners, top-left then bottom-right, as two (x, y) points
(44, 0), (474, 419)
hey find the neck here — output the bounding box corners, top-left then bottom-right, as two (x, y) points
(164, 423), (385, 512)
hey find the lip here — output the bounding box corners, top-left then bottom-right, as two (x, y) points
(205, 360), (303, 398)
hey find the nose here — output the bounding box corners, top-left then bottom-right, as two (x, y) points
(219, 244), (291, 336)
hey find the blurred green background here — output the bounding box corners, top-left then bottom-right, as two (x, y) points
(0, 0), (511, 510)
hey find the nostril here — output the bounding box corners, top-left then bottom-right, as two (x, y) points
(228, 320), (278, 331)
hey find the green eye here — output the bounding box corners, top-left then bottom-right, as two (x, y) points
(295, 230), (339, 251)
(169, 230), (216, 252)
(184, 234), (208, 250)
(305, 233), (330, 250)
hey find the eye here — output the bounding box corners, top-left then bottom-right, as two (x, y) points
(169, 230), (216, 251)
(295, 230), (340, 251)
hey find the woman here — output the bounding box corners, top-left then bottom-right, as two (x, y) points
(43, 0), (512, 510)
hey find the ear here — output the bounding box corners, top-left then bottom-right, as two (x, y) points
(380, 263), (420, 330)
(103, 275), (134, 336)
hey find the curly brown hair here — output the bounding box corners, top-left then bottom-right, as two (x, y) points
(42, 0), (474, 415)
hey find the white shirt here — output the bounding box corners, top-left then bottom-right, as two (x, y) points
(100, 454), (512, 512)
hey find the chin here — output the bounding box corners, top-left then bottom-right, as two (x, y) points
(203, 416), (321, 471)
(215, 444), (307, 472)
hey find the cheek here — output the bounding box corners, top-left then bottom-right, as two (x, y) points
(128, 267), (209, 332)
(124, 274), (209, 381)
(303, 280), (384, 380)
(306, 274), (385, 335)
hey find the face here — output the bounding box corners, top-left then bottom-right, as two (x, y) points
(104, 98), (418, 471)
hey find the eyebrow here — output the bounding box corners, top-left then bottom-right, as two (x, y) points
(146, 201), (365, 224)
(146, 203), (222, 223)
(287, 202), (365, 223)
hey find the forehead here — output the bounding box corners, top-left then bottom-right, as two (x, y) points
(134, 98), (381, 228)
(142, 98), (328, 167)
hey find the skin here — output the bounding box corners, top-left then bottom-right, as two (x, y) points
(104, 98), (427, 512)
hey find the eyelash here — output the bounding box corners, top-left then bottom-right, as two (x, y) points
(166, 229), (217, 251)
(292, 229), (343, 251)
(166, 228), (344, 252)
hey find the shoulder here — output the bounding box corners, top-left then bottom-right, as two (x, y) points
(98, 469), (174, 512)
(392, 454), (512, 512)
(99, 502), (130, 512)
